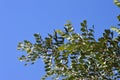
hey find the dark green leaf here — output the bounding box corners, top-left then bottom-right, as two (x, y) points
(117, 15), (120, 21)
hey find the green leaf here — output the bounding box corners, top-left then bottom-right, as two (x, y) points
(34, 33), (40, 37)
(105, 29), (110, 35)
(81, 28), (86, 32)
(114, 0), (120, 7)
(117, 15), (120, 21)
(26, 48), (31, 53)
(45, 65), (51, 68)
(45, 61), (50, 64)
(56, 30), (64, 35)
(111, 27), (120, 34)
(81, 23), (85, 27)
(17, 42), (23, 50)
(18, 55), (26, 62)
(83, 20), (87, 25)
(82, 33), (87, 36)
(58, 45), (65, 51)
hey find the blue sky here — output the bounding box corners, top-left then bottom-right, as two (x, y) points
(0, 0), (119, 80)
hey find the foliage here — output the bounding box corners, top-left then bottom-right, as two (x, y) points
(18, 19), (120, 79)
(17, 1), (120, 80)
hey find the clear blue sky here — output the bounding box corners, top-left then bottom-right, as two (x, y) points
(0, 0), (119, 80)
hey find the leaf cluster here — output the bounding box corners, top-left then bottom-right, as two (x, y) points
(18, 20), (120, 80)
